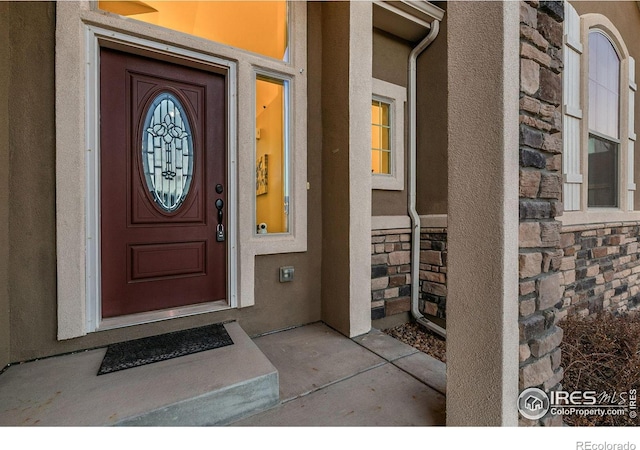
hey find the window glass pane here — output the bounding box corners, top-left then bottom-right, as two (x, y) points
(588, 31), (620, 138)
(380, 102), (390, 125)
(142, 92), (193, 212)
(588, 135), (618, 207)
(371, 99), (391, 175)
(371, 102), (380, 125)
(372, 150), (381, 174)
(380, 151), (391, 174)
(371, 125), (380, 151)
(99, 1), (289, 61)
(381, 127), (390, 152)
(256, 76), (289, 234)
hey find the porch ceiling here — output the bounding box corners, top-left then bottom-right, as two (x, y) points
(373, 1), (445, 43)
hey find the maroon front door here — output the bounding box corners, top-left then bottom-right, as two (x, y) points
(100, 47), (227, 318)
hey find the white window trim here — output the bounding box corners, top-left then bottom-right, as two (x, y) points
(252, 70), (293, 236)
(55, 1), (307, 339)
(371, 78), (405, 190)
(561, 11), (637, 226)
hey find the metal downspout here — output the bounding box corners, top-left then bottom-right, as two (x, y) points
(408, 19), (446, 338)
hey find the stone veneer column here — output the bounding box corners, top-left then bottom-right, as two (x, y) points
(446, 1), (520, 426)
(517, 0), (565, 426)
(320, 1), (372, 337)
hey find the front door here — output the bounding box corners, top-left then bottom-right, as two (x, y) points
(100, 47), (227, 319)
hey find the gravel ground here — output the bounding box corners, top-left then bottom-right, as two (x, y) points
(382, 322), (446, 363)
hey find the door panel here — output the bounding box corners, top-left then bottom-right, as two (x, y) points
(100, 47), (227, 318)
(129, 242), (207, 281)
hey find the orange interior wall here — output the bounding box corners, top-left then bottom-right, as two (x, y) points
(256, 81), (286, 233)
(99, 1), (288, 60)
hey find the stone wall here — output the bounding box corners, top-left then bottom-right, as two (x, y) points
(419, 228), (447, 320)
(517, 0), (565, 426)
(371, 227), (448, 321)
(371, 228), (412, 320)
(558, 223), (640, 318)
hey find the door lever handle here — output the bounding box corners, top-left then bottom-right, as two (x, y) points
(215, 198), (225, 242)
(215, 198), (224, 224)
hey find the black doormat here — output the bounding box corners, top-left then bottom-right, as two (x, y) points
(97, 323), (234, 375)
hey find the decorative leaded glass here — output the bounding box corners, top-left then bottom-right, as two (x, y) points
(142, 92), (194, 212)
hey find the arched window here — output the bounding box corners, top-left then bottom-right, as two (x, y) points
(587, 31), (620, 207)
(562, 4), (637, 224)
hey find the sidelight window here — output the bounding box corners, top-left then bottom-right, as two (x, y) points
(255, 75), (290, 234)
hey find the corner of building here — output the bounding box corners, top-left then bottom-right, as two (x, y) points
(445, 0), (520, 426)
(320, 0), (372, 338)
(0, 1), (10, 370)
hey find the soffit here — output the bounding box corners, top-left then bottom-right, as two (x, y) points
(373, 1), (445, 42)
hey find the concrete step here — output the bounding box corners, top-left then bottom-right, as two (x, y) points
(0, 322), (278, 426)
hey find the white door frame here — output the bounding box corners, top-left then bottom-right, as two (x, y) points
(84, 25), (238, 332)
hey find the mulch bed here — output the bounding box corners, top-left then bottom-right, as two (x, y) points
(382, 321), (446, 363)
(384, 313), (640, 426)
(382, 313), (640, 426)
(560, 311), (640, 426)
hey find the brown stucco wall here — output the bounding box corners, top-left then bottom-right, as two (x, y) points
(371, 29), (410, 216)
(5, 2), (323, 363)
(371, 4), (449, 217)
(571, 1), (640, 210)
(320, 1), (352, 334)
(8, 1), (59, 362)
(446, 0), (520, 426)
(416, 2), (448, 216)
(0, 2), (10, 370)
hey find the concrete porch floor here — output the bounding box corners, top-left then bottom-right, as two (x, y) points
(232, 322), (446, 426)
(0, 321), (446, 426)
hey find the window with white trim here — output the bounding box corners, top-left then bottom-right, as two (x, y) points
(587, 31), (620, 208)
(562, 4), (637, 222)
(371, 78), (405, 191)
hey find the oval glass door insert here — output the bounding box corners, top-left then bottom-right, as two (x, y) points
(142, 92), (194, 212)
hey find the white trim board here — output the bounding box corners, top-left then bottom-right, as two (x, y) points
(371, 214), (448, 230)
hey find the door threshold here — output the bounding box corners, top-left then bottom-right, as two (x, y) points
(98, 300), (230, 331)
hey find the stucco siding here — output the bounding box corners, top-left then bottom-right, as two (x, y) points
(5, 2), (323, 362)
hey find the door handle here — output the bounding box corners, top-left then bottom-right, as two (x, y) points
(215, 198), (225, 242)
(215, 198), (224, 223)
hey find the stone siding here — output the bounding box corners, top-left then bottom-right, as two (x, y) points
(558, 223), (640, 319)
(371, 228), (412, 320)
(517, 0), (565, 427)
(371, 227), (448, 321)
(419, 228), (447, 319)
